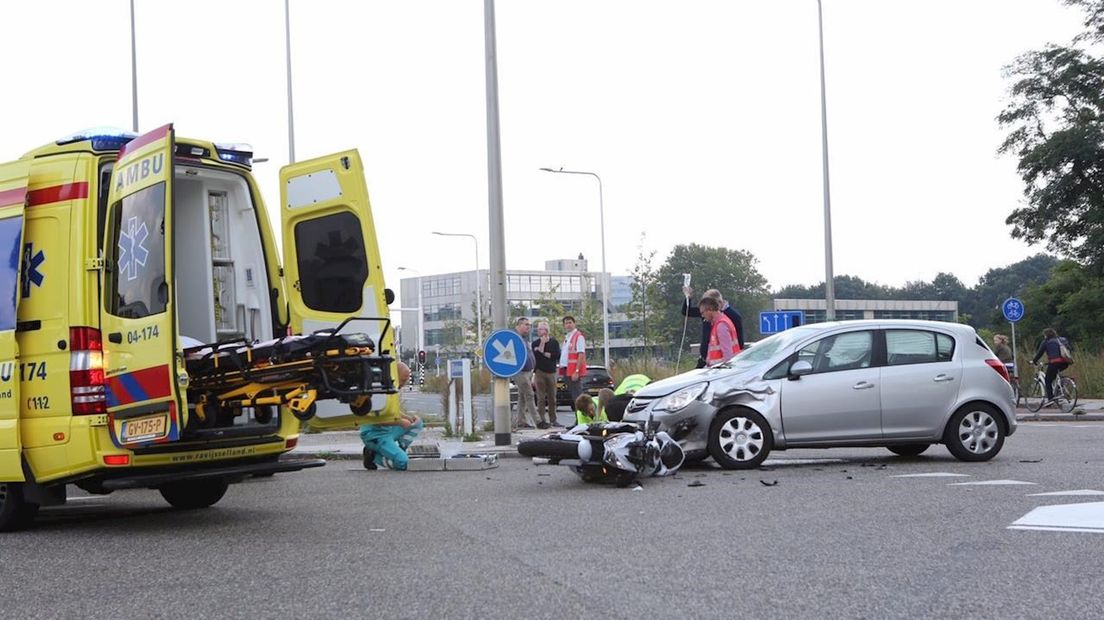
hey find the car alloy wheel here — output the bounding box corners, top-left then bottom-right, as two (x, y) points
(707, 408), (773, 470)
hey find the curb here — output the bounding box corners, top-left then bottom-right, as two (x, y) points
(295, 449), (526, 461)
(1016, 414), (1104, 422)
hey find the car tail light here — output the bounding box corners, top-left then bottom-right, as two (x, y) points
(70, 327), (106, 415)
(103, 454), (130, 466)
(985, 358), (1011, 383)
(285, 437), (299, 450)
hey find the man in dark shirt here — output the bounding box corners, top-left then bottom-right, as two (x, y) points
(531, 321), (561, 428)
(681, 287), (745, 368)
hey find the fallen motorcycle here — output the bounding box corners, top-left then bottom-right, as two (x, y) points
(517, 421), (685, 486)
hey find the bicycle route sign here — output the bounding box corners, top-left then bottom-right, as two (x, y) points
(482, 329), (528, 378)
(1002, 297), (1025, 323)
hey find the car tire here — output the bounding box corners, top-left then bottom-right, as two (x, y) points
(943, 404), (1005, 462)
(159, 478), (230, 510)
(0, 482), (37, 532)
(887, 444), (930, 457)
(707, 408), (773, 470)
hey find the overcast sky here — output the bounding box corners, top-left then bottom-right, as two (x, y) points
(0, 1), (1086, 310)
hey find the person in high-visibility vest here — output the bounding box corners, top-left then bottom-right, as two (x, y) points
(559, 315), (588, 402)
(605, 374), (651, 422)
(699, 296), (741, 366)
(575, 390), (614, 426)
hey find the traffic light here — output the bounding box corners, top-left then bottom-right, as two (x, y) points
(418, 350), (426, 364)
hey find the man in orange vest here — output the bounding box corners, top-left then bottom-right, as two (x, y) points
(559, 315), (588, 401)
(699, 297), (741, 366)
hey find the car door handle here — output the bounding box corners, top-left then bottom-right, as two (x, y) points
(853, 381), (875, 390)
(107, 332), (123, 344)
(933, 374), (955, 383)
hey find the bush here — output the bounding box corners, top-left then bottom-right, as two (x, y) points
(609, 355), (681, 386)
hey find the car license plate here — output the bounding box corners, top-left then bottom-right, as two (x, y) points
(121, 413), (168, 443)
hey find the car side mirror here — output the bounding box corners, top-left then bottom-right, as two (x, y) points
(789, 360), (813, 380)
(384, 288), (396, 305)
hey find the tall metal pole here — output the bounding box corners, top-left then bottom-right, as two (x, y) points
(432, 232), (482, 360)
(817, 0), (836, 320)
(484, 0), (510, 446)
(284, 0), (297, 164)
(130, 0), (138, 132)
(538, 168), (610, 367)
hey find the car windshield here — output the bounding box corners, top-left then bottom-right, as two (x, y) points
(718, 327), (820, 368)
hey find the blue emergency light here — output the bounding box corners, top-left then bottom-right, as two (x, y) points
(56, 127), (137, 151)
(214, 143), (254, 168)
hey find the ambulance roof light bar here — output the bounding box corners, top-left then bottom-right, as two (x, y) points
(56, 127), (137, 151)
(214, 142), (254, 168)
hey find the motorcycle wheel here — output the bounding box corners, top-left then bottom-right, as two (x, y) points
(518, 439), (580, 460)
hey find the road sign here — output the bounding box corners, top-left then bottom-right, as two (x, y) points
(760, 310), (804, 335)
(449, 359), (465, 379)
(1002, 298), (1025, 323)
(482, 329), (528, 378)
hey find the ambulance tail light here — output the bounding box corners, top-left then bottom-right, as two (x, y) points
(70, 327), (106, 415)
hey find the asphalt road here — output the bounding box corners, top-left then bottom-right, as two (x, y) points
(5, 422), (1104, 618)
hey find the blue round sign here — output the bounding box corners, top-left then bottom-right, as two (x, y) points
(482, 329), (529, 378)
(1002, 297), (1025, 323)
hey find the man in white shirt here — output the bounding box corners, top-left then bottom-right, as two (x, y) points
(558, 315), (587, 402)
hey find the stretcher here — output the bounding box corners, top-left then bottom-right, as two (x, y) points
(183, 317), (397, 426)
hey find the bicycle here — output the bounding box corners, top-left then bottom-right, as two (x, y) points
(1025, 362), (1079, 414)
(1005, 363), (1021, 406)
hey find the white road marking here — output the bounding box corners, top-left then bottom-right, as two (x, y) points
(1009, 501), (1104, 534)
(1028, 490), (1104, 497)
(949, 479), (1036, 486)
(890, 472), (971, 478)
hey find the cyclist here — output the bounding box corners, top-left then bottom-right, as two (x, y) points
(1030, 328), (1073, 403)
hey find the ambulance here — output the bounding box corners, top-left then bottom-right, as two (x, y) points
(0, 124), (400, 530)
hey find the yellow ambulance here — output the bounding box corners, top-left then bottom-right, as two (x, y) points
(0, 124), (400, 530)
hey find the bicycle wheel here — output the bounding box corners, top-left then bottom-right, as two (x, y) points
(1025, 379), (1046, 413)
(1058, 377), (1078, 413)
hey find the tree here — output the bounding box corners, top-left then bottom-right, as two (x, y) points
(1019, 260), (1104, 353)
(654, 244), (771, 351)
(627, 234), (664, 347)
(968, 254), (1060, 329)
(999, 0), (1104, 274)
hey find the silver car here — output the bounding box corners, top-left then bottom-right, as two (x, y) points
(625, 320), (1016, 469)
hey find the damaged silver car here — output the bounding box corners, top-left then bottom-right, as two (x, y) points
(624, 320), (1017, 469)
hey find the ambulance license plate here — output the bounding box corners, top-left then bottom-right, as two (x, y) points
(121, 413), (168, 443)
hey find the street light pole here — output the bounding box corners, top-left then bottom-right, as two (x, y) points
(539, 167), (610, 368)
(284, 0), (296, 164)
(130, 0), (138, 133)
(817, 0), (836, 321)
(432, 232), (482, 358)
(484, 0), (511, 446)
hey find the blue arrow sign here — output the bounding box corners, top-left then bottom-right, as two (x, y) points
(1002, 297), (1025, 323)
(760, 311), (805, 335)
(482, 329), (529, 378)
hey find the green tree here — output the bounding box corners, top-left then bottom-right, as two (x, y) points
(1019, 260), (1104, 353)
(968, 254), (1060, 329)
(655, 244), (771, 352)
(999, 0), (1104, 273)
(627, 234), (664, 347)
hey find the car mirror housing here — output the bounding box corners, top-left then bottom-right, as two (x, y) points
(789, 360), (814, 379)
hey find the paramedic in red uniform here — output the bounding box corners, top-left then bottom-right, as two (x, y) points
(699, 296), (741, 367)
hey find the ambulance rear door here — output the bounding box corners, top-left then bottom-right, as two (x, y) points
(279, 150), (396, 428)
(100, 125), (187, 448)
(0, 162), (29, 480)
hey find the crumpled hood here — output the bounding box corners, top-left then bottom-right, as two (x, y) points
(634, 365), (760, 398)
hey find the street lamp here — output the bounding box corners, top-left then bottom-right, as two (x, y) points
(397, 266), (423, 355)
(539, 167), (610, 368)
(817, 0), (836, 320)
(432, 231), (482, 355)
(284, 0), (296, 163)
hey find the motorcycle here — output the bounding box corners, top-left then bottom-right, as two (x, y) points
(517, 420), (685, 486)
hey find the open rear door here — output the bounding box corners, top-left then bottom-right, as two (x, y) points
(100, 125), (187, 447)
(280, 150), (397, 428)
(0, 162), (28, 480)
